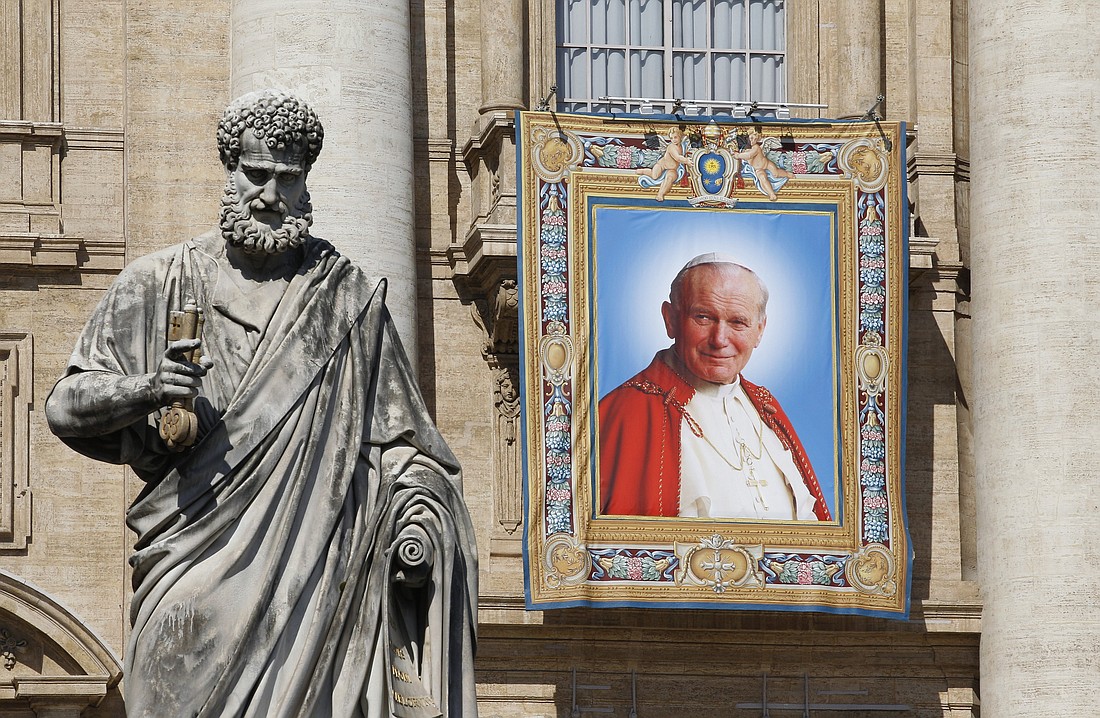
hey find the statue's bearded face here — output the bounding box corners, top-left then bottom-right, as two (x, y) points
(220, 130), (313, 254)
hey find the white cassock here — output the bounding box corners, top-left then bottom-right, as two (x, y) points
(677, 377), (819, 520)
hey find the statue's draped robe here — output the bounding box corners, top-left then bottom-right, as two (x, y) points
(54, 233), (477, 718)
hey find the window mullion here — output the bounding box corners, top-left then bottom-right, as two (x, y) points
(587, 0), (595, 110)
(555, 0), (786, 112)
(664, 0), (673, 102)
(705, 0), (713, 107)
(625, 0), (632, 102)
(742, 0), (750, 102)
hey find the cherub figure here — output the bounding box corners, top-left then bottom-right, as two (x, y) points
(637, 126), (690, 201)
(731, 131), (794, 200)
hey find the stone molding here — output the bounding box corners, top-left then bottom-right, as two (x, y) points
(0, 332), (31, 550)
(0, 233), (81, 269)
(0, 569), (122, 713)
(62, 128), (125, 152)
(0, 121), (124, 272)
(0, 122), (64, 238)
(472, 280), (522, 534)
(0, 121), (64, 139)
(0, 232), (124, 272)
(413, 137), (458, 165)
(908, 150), (971, 183)
(451, 112), (518, 297)
(909, 235), (940, 276)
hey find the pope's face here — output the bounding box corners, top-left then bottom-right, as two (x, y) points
(232, 131), (308, 229)
(662, 264), (766, 385)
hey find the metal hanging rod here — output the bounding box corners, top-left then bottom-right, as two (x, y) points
(597, 96), (828, 119)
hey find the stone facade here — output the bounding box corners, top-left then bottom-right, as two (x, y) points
(8, 0), (1091, 714)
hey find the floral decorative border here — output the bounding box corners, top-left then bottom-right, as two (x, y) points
(520, 112), (910, 617)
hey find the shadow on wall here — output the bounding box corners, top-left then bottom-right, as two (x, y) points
(904, 268), (973, 599)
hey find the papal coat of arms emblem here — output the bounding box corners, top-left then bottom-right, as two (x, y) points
(630, 121), (800, 206)
(688, 122), (740, 207)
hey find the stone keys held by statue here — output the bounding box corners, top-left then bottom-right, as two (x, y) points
(159, 304), (204, 451)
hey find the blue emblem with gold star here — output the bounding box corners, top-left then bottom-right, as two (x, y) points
(697, 150), (728, 195)
(688, 144), (738, 207)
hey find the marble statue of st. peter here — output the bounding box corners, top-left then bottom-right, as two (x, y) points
(46, 90), (477, 718)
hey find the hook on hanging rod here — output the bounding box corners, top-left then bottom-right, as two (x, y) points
(863, 94), (886, 121)
(537, 85), (558, 112)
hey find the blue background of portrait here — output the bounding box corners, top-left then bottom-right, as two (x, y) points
(591, 203), (839, 517)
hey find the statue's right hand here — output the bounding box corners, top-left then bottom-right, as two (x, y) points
(150, 338), (214, 404)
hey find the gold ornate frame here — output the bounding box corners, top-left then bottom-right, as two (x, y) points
(518, 111), (909, 616)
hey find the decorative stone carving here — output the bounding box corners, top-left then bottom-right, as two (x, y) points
(0, 569), (122, 713)
(0, 0), (125, 273)
(0, 332), (31, 550)
(487, 278), (518, 356)
(0, 627), (25, 670)
(491, 361), (522, 534)
(450, 112), (518, 298)
(474, 279), (522, 533)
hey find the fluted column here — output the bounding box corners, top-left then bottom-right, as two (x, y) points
(970, 1), (1100, 714)
(231, 0), (418, 359)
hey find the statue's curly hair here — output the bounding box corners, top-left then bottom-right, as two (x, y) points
(217, 89), (324, 171)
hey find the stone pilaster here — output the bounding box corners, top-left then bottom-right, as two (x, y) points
(230, 0), (419, 358)
(818, 0), (883, 118)
(970, 1), (1100, 713)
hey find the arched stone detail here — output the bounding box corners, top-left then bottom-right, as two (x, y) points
(0, 569), (122, 715)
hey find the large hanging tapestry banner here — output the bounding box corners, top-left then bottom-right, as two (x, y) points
(518, 111), (910, 617)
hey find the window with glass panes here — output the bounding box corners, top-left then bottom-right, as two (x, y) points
(557, 0), (785, 114)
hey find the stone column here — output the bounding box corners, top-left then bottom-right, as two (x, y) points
(479, 0), (525, 113)
(818, 0), (882, 118)
(230, 0), (418, 359)
(969, 1), (1100, 714)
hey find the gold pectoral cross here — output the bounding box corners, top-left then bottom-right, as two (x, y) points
(738, 436), (769, 511)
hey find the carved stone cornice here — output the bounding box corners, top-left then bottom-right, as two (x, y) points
(0, 233), (81, 268)
(907, 151), (970, 183)
(0, 232), (125, 271)
(908, 235), (939, 278)
(412, 137), (457, 164)
(449, 223), (518, 299)
(453, 112), (519, 297)
(0, 122), (64, 140)
(62, 127), (125, 152)
(460, 110), (516, 167)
